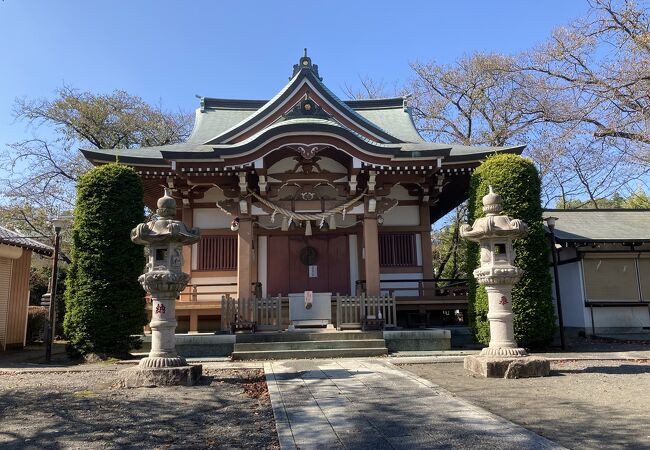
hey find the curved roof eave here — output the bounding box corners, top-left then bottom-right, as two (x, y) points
(79, 148), (175, 166)
(80, 135), (524, 168)
(162, 120), (417, 161)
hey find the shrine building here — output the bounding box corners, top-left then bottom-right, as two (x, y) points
(81, 51), (523, 333)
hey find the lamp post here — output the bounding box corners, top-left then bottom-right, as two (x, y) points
(45, 218), (67, 363)
(545, 216), (566, 351)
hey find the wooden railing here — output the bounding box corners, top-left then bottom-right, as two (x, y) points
(145, 282), (262, 304)
(178, 283), (237, 302)
(336, 294), (396, 330)
(355, 278), (468, 309)
(220, 296), (284, 332)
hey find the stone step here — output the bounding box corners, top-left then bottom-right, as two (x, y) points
(234, 331), (383, 343)
(234, 339), (386, 352)
(231, 347), (388, 361)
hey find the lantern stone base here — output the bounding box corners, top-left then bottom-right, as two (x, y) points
(464, 355), (550, 379)
(117, 364), (203, 388)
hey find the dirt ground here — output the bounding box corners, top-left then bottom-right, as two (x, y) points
(401, 360), (650, 450)
(0, 368), (279, 450)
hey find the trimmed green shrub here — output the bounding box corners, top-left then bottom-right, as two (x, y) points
(63, 163), (146, 356)
(466, 154), (556, 348)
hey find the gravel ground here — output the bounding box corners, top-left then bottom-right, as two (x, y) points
(0, 368), (279, 450)
(401, 360), (650, 450)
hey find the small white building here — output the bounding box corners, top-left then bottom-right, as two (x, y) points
(544, 210), (650, 335)
(0, 226), (53, 350)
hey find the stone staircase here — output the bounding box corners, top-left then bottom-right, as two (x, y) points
(231, 331), (388, 360)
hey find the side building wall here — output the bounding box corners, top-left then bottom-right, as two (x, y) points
(553, 245), (650, 335)
(0, 245), (31, 350)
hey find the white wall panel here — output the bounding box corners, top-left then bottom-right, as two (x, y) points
(389, 184), (413, 200)
(553, 262), (586, 328)
(0, 244), (22, 260)
(193, 208), (231, 229)
(194, 186), (226, 203)
(382, 206), (420, 226)
(258, 236), (268, 297)
(591, 307), (650, 329)
(379, 272), (423, 297)
(349, 235), (359, 295)
(191, 243), (198, 271)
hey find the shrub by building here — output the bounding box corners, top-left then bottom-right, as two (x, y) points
(466, 154), (556, 348)
(64, 163), (146, 356)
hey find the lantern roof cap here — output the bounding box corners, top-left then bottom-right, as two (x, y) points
(461, 187), (528, 242)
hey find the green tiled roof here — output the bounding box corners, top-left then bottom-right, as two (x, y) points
(186, 108), (257, 144)
(81, 55), (524, 166)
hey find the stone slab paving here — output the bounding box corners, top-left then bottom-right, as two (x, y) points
(265, 359), (564, 450)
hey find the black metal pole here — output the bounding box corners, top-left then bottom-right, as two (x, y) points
(45, 228), (61, 363)
(549, 227), (566, 350)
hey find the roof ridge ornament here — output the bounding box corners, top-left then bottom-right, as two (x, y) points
(291, 48), (322, 81)
(283, 94), (331, 120)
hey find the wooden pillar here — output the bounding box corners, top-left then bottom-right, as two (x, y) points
(363, 215), (381, 296)
(189, 312), (198, 334)
(420, 204), (434, 318)
(237, 218), (253, 299)
(182, 206), (193, 275)
(420, 205), (434, 278)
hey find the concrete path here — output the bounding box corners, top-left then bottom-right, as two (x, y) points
(265, 359), (563, 450)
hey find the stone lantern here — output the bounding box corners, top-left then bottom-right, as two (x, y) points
(460, 187), (549, 378)
(120, 188), (202, 387)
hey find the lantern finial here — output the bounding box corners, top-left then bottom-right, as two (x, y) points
(482, 185), (503, 215)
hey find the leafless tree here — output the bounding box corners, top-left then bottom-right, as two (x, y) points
(1, 86), (192, 237)
(342, 75), (402, 100)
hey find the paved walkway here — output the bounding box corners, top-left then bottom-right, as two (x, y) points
(265, 359), (563, 450)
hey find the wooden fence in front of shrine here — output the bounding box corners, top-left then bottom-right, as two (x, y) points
(335, 294), (397, 330)
(220, 294), (396, 332)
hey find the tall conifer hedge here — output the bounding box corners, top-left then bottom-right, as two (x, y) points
(64, 163), (146, 356)
(466, 154), (556, 348)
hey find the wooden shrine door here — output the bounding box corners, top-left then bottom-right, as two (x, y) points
(266, 235), (350, 296)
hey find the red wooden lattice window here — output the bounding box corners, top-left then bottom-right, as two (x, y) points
(197, 235), (237, 271)
(378, 233), (417, 267)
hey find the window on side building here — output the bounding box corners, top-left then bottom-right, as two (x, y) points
(583, 257), (640, 302)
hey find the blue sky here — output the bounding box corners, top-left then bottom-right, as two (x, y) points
(0, 1), (590, 147)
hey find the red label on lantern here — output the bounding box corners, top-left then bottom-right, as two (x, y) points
(499, 296), (509, 305)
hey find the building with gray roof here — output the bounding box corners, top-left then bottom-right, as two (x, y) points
(543, 209), (650, 337)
